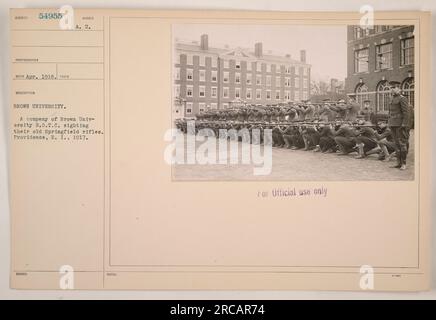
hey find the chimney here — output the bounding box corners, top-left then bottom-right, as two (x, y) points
(300, 49), (306, 63)
(285, 54), (291, 58)
(200, 34), (208, 50)
(255, 42), (263, 57)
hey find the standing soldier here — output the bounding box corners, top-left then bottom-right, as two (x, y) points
(345, 95), (361, 121)
(361, 100), (375, 124)
(286, 103), (298, 121)
(388, 86), (412, 170)
(319, 103), (337, 122)
(331, 100), (347, 120)
(303, 102), (316, 120)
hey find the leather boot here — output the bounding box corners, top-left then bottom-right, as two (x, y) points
(400, 151), (407, 170)
(390, 150), (401, 168)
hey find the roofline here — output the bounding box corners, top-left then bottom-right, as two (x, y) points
(175, 45), (311, 66)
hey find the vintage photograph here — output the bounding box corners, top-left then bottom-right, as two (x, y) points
(171, 24), (415, 180)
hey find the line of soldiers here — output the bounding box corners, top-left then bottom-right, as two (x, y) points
(175, 90), (412, 170)
(195, 98), (365, 123)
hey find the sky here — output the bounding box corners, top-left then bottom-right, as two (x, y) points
(173, 24), (348, 82)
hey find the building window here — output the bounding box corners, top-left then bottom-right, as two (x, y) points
(199, 103), (206, 112)
(246, 74), (252, 85)
(186, 85), (193, 97)
(374, 25), (393, 34)
(187, 54), (193, 65)
(256, 75), (261, 85)
(266, 64), (271, 72)
(223, 71), (229, 83)
(285, 91), (290, 100)
(355, 83), (369, 108)
(223, 60), (229, 69)
(303, 79), (308, 89)
(354, 48), (369, 73)
(199, 86), (205, 97)
(294, 91), (300, 101)
(174, 84), (180, 97)
(235, 73), (241, 84)
(211, 57), (217, 68)
(186, 102), (193, 114)
(266, 76), (271, 86)
(302, 91), (308, 101)
(294, 77), (299, 88)
(211, 103), (217, 109)
(187, 69), (193, 80)
(256, 89), (261, 100)
(303, 67), (308, 76)
(175, 67), (180, 80)
(276, 76), (281, 87)
(294, 67), (299, 75)
(199, 56), (205, 66)
(401, 38), (414, 66)
(376, 80), (391, 113)
(246, 88), (252, 99)
(199, 70), (206, 82)
(211, 70), (217, 82)
(235, 60), (241, 69)
(376, 43), (393, 70)
(223, 87), (229, 98)
(402, 77), (414, 107)
(235, 88), (241, 99)
(247, 61), (252, 71)
(354, 27), (363, 39)
(222, 103), (229, 109)
(256, 63), (262, 72)
(275, 90), (280, 100)
(285, 77), (291, 87)
(211, 87), (217, 98)
(285, 66), (291, 74)
(266, 90), (271, 100)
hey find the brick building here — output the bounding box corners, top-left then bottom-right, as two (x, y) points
(173, 34), (311, 118)
(345, 25), (415, 114)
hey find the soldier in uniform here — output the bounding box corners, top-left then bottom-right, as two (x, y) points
(318, 123), (337, 153)
(290, 126), (305, 150)
(318, 103), (337, 122)
(303, 102), (316, 120)
(345, 95), (361, 121)
(247, 105), (258, 122)
(278, 105), (287, 122)
(292, 104), (305, 120)
(331, 100), (347, 120)
(286, 103), (298, 121)
(374, 121), (396, 161)
(354, 121), (379, 159)
(333, 123), (359, 155)
(282, 124), (295, 149)
(302, 124), (320, 151)
(248, 121), (259, 145)
(388, 86), (411, 170)
(272, 123), (285, 147)
(361, 100), (375, 124)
